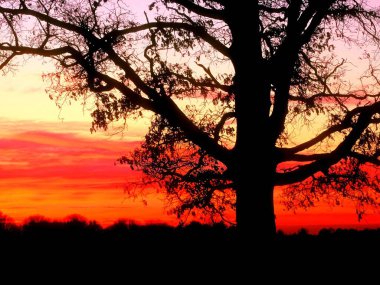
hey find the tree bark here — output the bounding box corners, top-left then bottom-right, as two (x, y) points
(233, 144), (276, 242)
(233, 99), (277, 243)
(227, 2), (277, 242)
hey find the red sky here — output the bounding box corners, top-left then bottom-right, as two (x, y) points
(0, 119), (178, 226)
(0, 2), (380, 234)
(0, 59), (177, 227)
(1, 114), (379, 233)
(1, 65), (379, 234)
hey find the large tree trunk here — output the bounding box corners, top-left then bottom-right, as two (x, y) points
(234, 148), (276, 242)
(227, 2), (277, 241)
(233, 111), (277, 242)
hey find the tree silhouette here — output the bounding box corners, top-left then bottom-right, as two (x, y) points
(0, 0), (379, 240)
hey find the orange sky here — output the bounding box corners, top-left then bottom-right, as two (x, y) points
(0, 59), (176, 226)
(0, 2), (380, 234)
(0, 60), (378, 234)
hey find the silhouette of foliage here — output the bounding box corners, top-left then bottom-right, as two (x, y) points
(0, 0), (380, 238)
(0, 216), (380, 280)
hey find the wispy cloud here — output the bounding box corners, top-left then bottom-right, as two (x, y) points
(0, 118), (175, 226)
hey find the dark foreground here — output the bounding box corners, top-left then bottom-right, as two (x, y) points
(1, 219), (379, 281)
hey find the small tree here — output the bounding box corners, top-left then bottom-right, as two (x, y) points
(0, 0), (380, 240)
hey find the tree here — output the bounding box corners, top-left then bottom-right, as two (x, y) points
(0, 0), (379, 241)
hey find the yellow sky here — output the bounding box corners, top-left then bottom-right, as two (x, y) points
(0, 0), (379, 232)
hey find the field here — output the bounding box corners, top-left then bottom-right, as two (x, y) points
(0, 218), (379, 281)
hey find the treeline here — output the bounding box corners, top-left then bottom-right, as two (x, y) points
(0, 216), (237, 260)
(0, 217), (238, 274)
(2, 215), (380, 243)
(0, 217), (379, 278)
(0, 216), (235, 242)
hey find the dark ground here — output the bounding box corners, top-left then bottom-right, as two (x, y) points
(1, 219), (379, 282)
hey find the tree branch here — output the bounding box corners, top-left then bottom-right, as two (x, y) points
(349, 151), (380, 166)
(279, 102), (380, 157)
(102, 44), (231, 163)
(0, 6), (228, 62)
(214, 112), (235, 142)
(0, 52), (16, 70)
(166, 0), (225, 20)
(195, 63), (230, 92)
(258, 4), (287, 14)
(0, 6), (84, 36)
(298, 1), (334, 46)
(157, 96), (232, 163)
(0, 44), (155, 110)
(268, 2), (336, 144)
(276, 105), (379, 185)
(106, 22), (229, 57)
(0, 5), (232, 164)
(289, 92), (380, 105)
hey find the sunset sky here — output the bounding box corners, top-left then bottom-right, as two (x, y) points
(0, 1), (379, 234)
(0, 58), (177, 226)
(0, 59), (378, 233)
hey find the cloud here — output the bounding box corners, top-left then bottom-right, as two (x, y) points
(0, 119), (377, 231)
(0, 120), (173, 226)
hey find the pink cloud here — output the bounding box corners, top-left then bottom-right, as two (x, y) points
(0, 125), (173, 226)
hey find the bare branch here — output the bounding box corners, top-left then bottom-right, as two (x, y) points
(106, 22), (230, 57)
(349, 151), (380, 166)
(280, 102), (380, 156)
(276, 105), (379, 185)
(289, 92), (380, 104)
(214, 112), (235, 142)
(165, 0), (225, 20)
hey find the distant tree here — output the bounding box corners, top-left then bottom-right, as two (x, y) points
(0, 0), (379, 241)
(0, 211), (13, 230)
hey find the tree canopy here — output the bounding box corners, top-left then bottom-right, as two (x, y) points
(0, 0), (379, 231)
